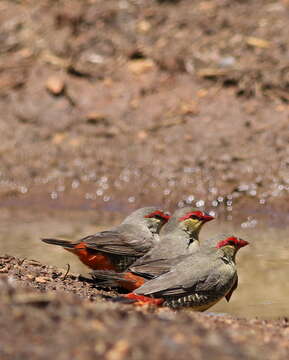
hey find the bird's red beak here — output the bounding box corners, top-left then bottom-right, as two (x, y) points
(237, 239), (249, 248)
(202, 214), (214, 222)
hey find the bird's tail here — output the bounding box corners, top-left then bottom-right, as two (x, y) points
(41, 238), (74, 248)
(91, 270), (130, 287)
(91, 270), (147, 291)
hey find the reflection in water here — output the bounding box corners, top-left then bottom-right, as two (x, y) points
(1, 209), (289, 319)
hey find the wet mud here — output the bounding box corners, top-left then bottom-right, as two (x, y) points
(1, 255), (289, 360)
(1, 0), (289, 358)
(0, 0), (288, 218)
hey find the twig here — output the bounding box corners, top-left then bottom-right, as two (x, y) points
(62, 264), (70, 280)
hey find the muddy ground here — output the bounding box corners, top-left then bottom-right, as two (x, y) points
(1, 0), (289, 359)
(1, 255), (289, 360)
(0, 0), (288, 220)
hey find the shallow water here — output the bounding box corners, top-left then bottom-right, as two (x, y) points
(1, 208), (289, 319)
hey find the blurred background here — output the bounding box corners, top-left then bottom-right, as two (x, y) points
(0, 0), (288, 318)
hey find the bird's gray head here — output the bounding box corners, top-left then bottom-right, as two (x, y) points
(163, 207), (214, 238)
(216, 235), (249, 260)
(122, 207), (170, 234)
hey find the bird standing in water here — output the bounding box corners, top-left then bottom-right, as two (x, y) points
(91, 207), (215, 290)
(41, 207), (170, 272)
(125, 235), (248, 310)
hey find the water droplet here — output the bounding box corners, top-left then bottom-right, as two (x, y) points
(96, 189), (104, 196)
(209, 187), (218, 195)
(72, 180), (80, 189)
(103, 196), (111, 202)
(163, 189), (171, 196)
(186, 195), (195, 203)
(100, 176), (108, 183)
(238, 184), (249, 192)
(19, 186), (28, 194)
(128, 196), (135, 203)
(50, 191), (58, 200)
(85, 193), (95, 200)
(196, 200), (205, 207)
(183, 167), (195, 173)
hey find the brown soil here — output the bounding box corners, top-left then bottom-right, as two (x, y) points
(1, 1), (289, 358)
(0, 0), (288, 220)
(1, 255), (289, 360)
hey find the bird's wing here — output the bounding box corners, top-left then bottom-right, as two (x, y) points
(225, 274), (238, 302)
(130, 255), (187, 278)
(135, 253), (223, 297)
(91, 270), (130, 287)
(81, 224), (150, 256)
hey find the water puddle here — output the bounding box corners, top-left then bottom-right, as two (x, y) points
(1, 207), (289, 319)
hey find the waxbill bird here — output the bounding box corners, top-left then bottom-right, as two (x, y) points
(131, 207), (214, 269)
(91, 207), (214, 290)
(125, 235), (249, 310)
(41, 207), (170, 272)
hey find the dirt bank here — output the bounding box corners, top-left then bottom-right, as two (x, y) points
(0, 0), (288, 219)
(1, 255), (289, 360)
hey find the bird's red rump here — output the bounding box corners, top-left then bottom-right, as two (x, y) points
(124, 293), (164, 306)
(66, 242), (116, 270)
(179, 211), (214, 222)
(216, 236), (249, 249)
(145, 210), (170, 222)
(119, 272), (146, 291)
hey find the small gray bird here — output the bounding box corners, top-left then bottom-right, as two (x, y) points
(41, 207), (170, 272)
(130, 207), (214, 274)
(130, 235), (248, 310)
(91, 207), (214, 289)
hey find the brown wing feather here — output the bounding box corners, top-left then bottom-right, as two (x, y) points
(81, 224), (151, 256)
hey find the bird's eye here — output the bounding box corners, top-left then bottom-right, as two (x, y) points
(190, 215), (199, 220)
(154, 215), (162, 220)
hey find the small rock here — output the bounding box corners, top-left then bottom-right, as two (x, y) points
(246, 37), (270, 48)
(137, 20), (151, 33)
(86, 113), (109, 125)
(27, 260), (42, 266)
(106, 340), (130, 360)
(46, 77), (65, 95)
(35, 276), (50, 283)
(128, 59), (155, 75)
(26, 274), (35, 280)
(137, 130), (148, 140)
(52, 133), (66, 145)
(219, 56), (236, 68)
